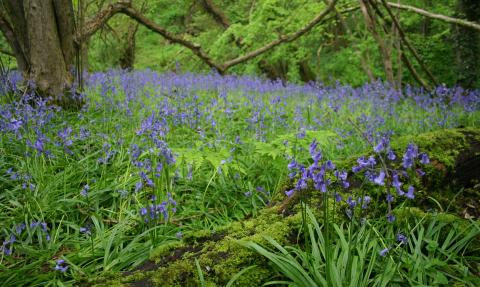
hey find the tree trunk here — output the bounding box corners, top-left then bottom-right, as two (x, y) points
(119, 21), (140, 70)
(359, 0), (395, 84)
(0, 0), (80, 108)
(454, 0), (480, 88)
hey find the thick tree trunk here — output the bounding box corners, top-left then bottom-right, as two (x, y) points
(0, 0), (80, 108)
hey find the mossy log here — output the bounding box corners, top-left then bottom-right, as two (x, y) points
(93, 128), (480, 287)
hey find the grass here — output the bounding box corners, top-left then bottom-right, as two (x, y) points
(0, 70), (479, 286)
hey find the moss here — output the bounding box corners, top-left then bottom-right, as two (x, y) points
(95, 207), (303, 287)
(391, 128), (468, 169)
(149, 241), (184, 259)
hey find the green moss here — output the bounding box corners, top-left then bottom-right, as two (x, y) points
(392, 128), (468, 169)
(150, 241), (184, 259)
(96, 207), (304, 287)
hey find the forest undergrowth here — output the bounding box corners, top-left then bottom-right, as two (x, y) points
(1, 70), (479, 286)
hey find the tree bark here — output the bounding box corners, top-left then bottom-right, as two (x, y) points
(0, 0), (80, 108)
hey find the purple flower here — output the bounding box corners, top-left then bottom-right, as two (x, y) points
(419, 153), (430, 164)
(396, 233), (408, 244)
(135, 181), (143, 192)
(379, 247), (390, 257)
(285, 189), (295, 197)
(80, 184), (89, 197)
(288, 160), (298, 170)
(405, 186), (415, 199)
(416, 169), (425, 177)
(346, 197), (356, 208)
(387, 150), (396, 161)
(80, 227), (90, 235)
(373, 170), (385, 186)
(374, 141), (384, 153)
(176, 231), (183, 239)
(309, 139), (318, 156)
(402, 144), (418, 169)
(54, 259), (69, 273)
(325, 160), (335, 170)
(386, 213), (396, 223)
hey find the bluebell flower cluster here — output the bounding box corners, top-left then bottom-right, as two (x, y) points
(1, 221), (50, 256)
(139, 192), (177, 223)
(285, 139), (349, 197)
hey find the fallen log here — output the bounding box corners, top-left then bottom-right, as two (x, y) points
(92, 127), (480, 287)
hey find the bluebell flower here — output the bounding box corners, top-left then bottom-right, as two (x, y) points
(405, 186), (415, 199)
(387, 149), (396, 161)
(416, 169), (425, 177)
(379, 247), (390, 257)
(346, 197), (357, 208)
(325, 160), (335, 170)
(176, 232), (183, 239)
(386, 213), (396, 223)
(374, 141), (384, 153)
(80, 184), (89, 197)
(285, 189), (295, 197)
(373, 170), (386, 186)
(54, 259), (69, 273)
(135, 181), (143, 192)
(396, 233), (408, 244)
(419, 153), (430, 164)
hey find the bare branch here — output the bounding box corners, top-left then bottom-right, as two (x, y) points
(77, 0), (337, 73)
(383, 1), (480, 32)
(222, 0), (338, 69)
(375, 0), (439, 86)
(200, 0), (230, 29)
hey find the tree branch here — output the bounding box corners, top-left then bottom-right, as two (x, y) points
(77, 0), (338, 74)
(222, 0), (338, 70)
(199, 0), (230, 29)
(377, 0), (438, 86)
(383, 1), (480, 32)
